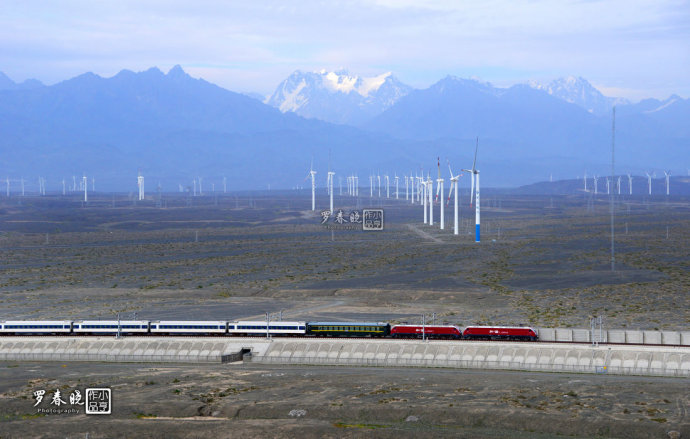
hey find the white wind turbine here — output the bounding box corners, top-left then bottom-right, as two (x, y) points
(377, 174), (381, 198)
(584, 172), (588, 192)
(369, 175), (373, 197)
(404, 175), (409, 200)
(5, 177), (9, 197)
(593, 175), (598, 194)
(664, 171), (670, 195)
(394, 174), (399, 199)
(422, 174), (427, 224)
(427, 173), (434, 226)
(617, 176), (621, 195)
(138, 172), (145, 201)
(306, 160), (317, 211)
(435, 158), (444, 230)
(627, 173), (633, 195)
(462, 138), (481, 243)
(606, 177), (610, 194)
(645, 172), (652, 195)
(82, 174), (87, 202)
(385, 174), (389, 198)
(327, 170), (335, 213)
(447, 160), (461, 235)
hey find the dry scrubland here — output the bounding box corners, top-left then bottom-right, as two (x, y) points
(0, 192), (689, 438)
(0, 362), (687, 438)
(0, 192), (688, 329)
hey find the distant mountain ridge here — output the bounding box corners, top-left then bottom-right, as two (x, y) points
(528, 76), (629, 116)
(0, 71), (44, 91)
(266, 69), (412, 125)
(0, 65), (687, 191)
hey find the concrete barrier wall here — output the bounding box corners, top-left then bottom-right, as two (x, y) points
(252, 339), (690, 378)
(537, 328), (688, 346)
(0, 337), (271, 363)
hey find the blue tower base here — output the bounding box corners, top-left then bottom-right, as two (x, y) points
(475, 224), (480, 242)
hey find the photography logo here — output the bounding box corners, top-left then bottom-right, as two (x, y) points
(85, 388), (111, 415)
(362, 209), (384, 231)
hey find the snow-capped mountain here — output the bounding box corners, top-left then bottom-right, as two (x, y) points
(266, 69), (412, 125)
(529, 76), (628, 116)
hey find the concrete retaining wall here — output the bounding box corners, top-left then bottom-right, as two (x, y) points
(0, 337), (271, 363)
(536, 328), (690, 346)
(252, 339), (690, 377)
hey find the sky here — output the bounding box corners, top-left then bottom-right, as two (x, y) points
(1, 0), (688, 101)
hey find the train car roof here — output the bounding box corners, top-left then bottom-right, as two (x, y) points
(307, 322), (389, 326)
(73, 320), (150, 324)
(151, 320), (227, 324)
(1, 320), (73, 324)
(232, 321), (305, 325)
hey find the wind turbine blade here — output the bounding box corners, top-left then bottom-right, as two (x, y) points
(470, 173), (475, 206)
(447, 159), (454, 179)
(472, 137), (479, 171)
(447, 182), (454, 205)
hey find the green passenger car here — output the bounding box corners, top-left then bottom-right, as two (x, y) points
(306, 322), (391, 337)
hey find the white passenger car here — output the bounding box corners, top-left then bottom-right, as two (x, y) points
(0, 320), (72, 334)
(72, 320), (150, 334)
(228, 321), (306, 336)
(150, 321), (227, 334)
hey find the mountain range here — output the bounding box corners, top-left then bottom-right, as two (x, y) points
(0, 66), (687, 191)
(266, 69), (412, 125)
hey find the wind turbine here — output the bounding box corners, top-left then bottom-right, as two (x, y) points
(462, 138), (481, 243)
(405, 175), (409, 200)
(645, 172), (652, 195)
(617, 176), (621, 195)
(138, 172), (145, 201)
(377, 174), (381, 198)
(306, 159), (317, 211)
(447, 160), (462, 235)
(593, 175), (598, 194)
(584, 172), (588, 192)
(664, 171), (670, 195)
(82, 174), (87, 202)
(427, 173), (434, 226)
(369, 175), (373, 197)
(435, 158), (444, 230)
(627, 173), (633, 195)
(5, 177), (9, 197)
(422, 174), (428, 224)
(223, 176), (227, 193)
(385, 174), (389, 198)
(606, 177), (610, 194)
(394, 174), (399, 199)
(327, 170), (335, 213)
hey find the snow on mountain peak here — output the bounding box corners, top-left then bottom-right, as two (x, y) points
(529, 76), (628, 115)
(266, 69), (412, 125)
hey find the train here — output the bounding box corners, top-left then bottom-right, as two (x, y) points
(0, 320), (539, 341)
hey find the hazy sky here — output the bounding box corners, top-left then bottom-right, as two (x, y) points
(1, 0), (688, 100)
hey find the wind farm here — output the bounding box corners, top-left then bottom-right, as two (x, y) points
(1, 1), (689, 436)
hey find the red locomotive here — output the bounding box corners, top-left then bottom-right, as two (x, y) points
(462, 326), (538, 341)
(390, 325), (462, 339)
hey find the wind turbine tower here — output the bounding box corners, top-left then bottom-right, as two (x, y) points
(385, 174), (389, 198)
(462, 138), (481, 243)
(62, 178), (66, 195)
(138, 172), (145, 201)
(447, 160), (461, 235)
(617, 176), (621, 195)
(664, 171), (670, 195)
(627, 174), (633, 195)
(394, 174), (399, 199)
(307, 161), (317, 211)
(426, 174), (434, 226)
(328, 171), (335, 213)
(593, 175), (598, 194)
(645, 172), (652, 195)
(436, 158), (444, 230)
(584, 172), (587, 192)
(223, 176), (227, 193)
(82, 175), (87, 202)
(5, 177), (9, 197)
(422, 175), (427, 224)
